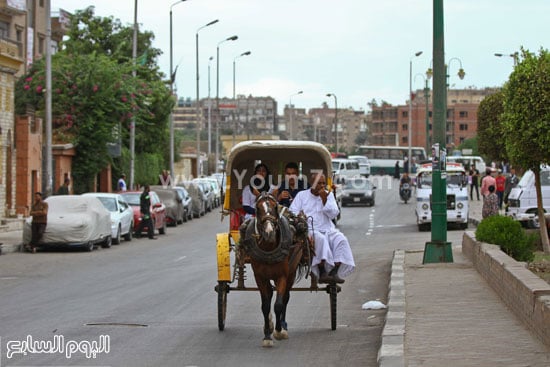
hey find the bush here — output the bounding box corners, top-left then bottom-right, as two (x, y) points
(476, 215), (536, 262)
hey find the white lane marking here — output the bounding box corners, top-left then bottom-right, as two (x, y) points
(174, 256), (187, 262)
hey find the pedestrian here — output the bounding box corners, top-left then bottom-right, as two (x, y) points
(118, 174), (127, 192)
(482, 185), (499, 219)
(289, 172), (355, 284)
(394, 161), (400, 179)
(135, 185), (156, 240)
(480, 168), (496, 197)
(469, 169), (480, 200)
(56, 177), (70, 195)
(27, 192), (48, 253)
(495, 170), (506, 209)
(504, 167), (520, 206)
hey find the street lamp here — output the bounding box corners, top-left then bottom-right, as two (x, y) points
(216, 35), (238, 173)
(326, 93), (338, 152)
(408, 50), (423, 175)
(169, 0), (188, 182)
(207, 56), (213, 155)
(415, 72), (430, 155)
(289, 90), (303, 140)
(195, 19), (219, 176)
(232, 51), (251, 146)
(494, 52), (519, 66)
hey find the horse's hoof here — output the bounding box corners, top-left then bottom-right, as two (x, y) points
(262, 338), (274, 348)
(274, 329), (288, 340)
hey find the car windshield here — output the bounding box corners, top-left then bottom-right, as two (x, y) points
(121, 193), (140, 206)
(97, 197), (117, 212)
(344, 179), (371, 190)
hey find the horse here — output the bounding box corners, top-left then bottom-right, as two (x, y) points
(240, 192), (311, 347)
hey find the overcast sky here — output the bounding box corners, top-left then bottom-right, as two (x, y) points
(51, 0), (549, 114)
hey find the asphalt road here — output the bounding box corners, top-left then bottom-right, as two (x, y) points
(0, 178), (466, 367)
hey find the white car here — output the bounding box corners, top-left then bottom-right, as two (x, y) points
(82, 193), (134, 244)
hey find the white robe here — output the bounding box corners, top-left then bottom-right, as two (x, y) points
(289, 189), (355, 278)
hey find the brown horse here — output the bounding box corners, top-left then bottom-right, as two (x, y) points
(240, 192), (310, 347)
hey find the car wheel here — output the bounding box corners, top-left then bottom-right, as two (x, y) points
(183, 209), (188, 223)
(85, 241), (94, 252)
(101, 235), (112, 249)
(159, 219), (167, 235)
(113, 225), (121, 244)
(124, 224), (133, 241)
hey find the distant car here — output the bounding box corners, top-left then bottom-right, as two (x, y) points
(150, 186), (185, 226)
(22, 195), (112, 252)
(340, 177), (376, 207)
(210, 172), (227, 204)
(348, 155), (371, 177)
(121, 190), (167, 236)
(82, 193), (134, 244)
(199, 177), (221, 207)
(179, 182), (206, 218)
(173, 186), (193, 222)
(193, 179), (214, 212)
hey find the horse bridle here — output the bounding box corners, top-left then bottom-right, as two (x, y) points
(255, 193), (279, 229)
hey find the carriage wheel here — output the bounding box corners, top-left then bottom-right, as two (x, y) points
(217, 281), (228, 331)
(328, 284), (338, 330)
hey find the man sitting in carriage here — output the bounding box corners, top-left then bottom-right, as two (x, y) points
(289, 171), (355, 284)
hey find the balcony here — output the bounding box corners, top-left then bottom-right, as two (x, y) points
(0, 0), (26, 17)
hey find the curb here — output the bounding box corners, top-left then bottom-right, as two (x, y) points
(378, 249), (406, 367)
(0, 243), (22, 255)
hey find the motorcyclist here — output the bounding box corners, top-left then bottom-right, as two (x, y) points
(400, 172), (412, 201)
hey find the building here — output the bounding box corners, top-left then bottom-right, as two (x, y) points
(368, 87), (499, 152)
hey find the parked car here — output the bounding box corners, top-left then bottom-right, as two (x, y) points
(173, 185), (193, 222)
(192, 179), (214, 212)
(150, 186), (185, 226)
(22, 195), (112, 251)
(179, 182), (206, 218)
(82, 193), (134, 244)
(198, 177), (221, 207)
(506, 167), (550, 228)
(121, 190), (167, 236)
(340, 177), (376, 207)
(210, 172), (227, 204)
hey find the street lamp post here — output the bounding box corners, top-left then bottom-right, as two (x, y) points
(326, 93), (338, 152)
(216, 35), (238, 173)
(129, 0), (140, 190)
(196, 19), (219, 176)
(207, 56), (213, 155)
(289, 91), (303, 140)
(408, 51), (423, 175)
(232, 51), (251, 146)
(169, 0), (187, 182)
(494, 52), (519, 66)
(415, 73), (430, 154)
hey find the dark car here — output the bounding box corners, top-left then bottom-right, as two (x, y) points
(340, 177), (376, 207)
(173, 186), (193, 222)
(180, 182), (206, 218)
(150, 186), (185, 226)
(121, 190), (167, 235)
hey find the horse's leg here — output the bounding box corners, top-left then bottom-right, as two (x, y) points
(258, 281), (274, 347)
(272, 277), (288, 340)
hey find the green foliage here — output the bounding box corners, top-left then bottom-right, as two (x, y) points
(456, 136), (479, 156)
(476, 215), (535, 262)
(477, 91), (507, 162)
(501, 48), (550, 170)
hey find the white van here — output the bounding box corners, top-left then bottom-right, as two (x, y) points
(332, 158), (361, 184)
(505, 167), (550, 228)
(348, 155), (371, 177)
(446, 156), (486, 174)
(415, 162), (469, 231)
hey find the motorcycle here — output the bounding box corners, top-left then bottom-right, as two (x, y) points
(400, 183), (411, 204)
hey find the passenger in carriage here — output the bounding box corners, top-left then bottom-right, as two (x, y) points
(289, 172), (355, 284)
(241, 163), (275, 220)
(273, 162), (308, 208)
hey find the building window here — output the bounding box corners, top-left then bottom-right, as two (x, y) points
(0, 21), (9, 38)
(459, 111), (468, 118)
(402, 111), (408, 118)
(459, 124), (468, 131)
(402, 124), (408, 131)
(402, 136), (408, 144)
(40, 0), (45, 6)
(428, 111), (432, 117)
(459, 137), (465, 144)
(38, 36), (45, 54)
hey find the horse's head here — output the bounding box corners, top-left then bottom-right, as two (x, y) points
(255, 192), (279, 244)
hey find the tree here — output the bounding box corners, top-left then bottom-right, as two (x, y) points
(456, 136), (479, 156)
(15, 7), (174, 192)
(501, 48), (550, 253)
(477, 91), (507, 162)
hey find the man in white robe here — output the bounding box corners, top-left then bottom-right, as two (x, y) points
(290, 172), (355, 283)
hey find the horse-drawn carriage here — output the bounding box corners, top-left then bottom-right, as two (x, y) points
(215, 140), (343, 345)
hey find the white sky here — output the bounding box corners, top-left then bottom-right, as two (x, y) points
(51, 0), (549, 114)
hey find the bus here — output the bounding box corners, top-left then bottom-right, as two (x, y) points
(357, 145), (427, 175)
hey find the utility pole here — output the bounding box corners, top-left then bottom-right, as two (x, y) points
(44, 0), (52, 196)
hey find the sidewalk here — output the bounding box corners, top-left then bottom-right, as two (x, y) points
(0, 219), (24, 255)
(379, 198), (550, 366)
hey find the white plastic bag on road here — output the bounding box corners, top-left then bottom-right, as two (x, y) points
(362, 300), (387, 310)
